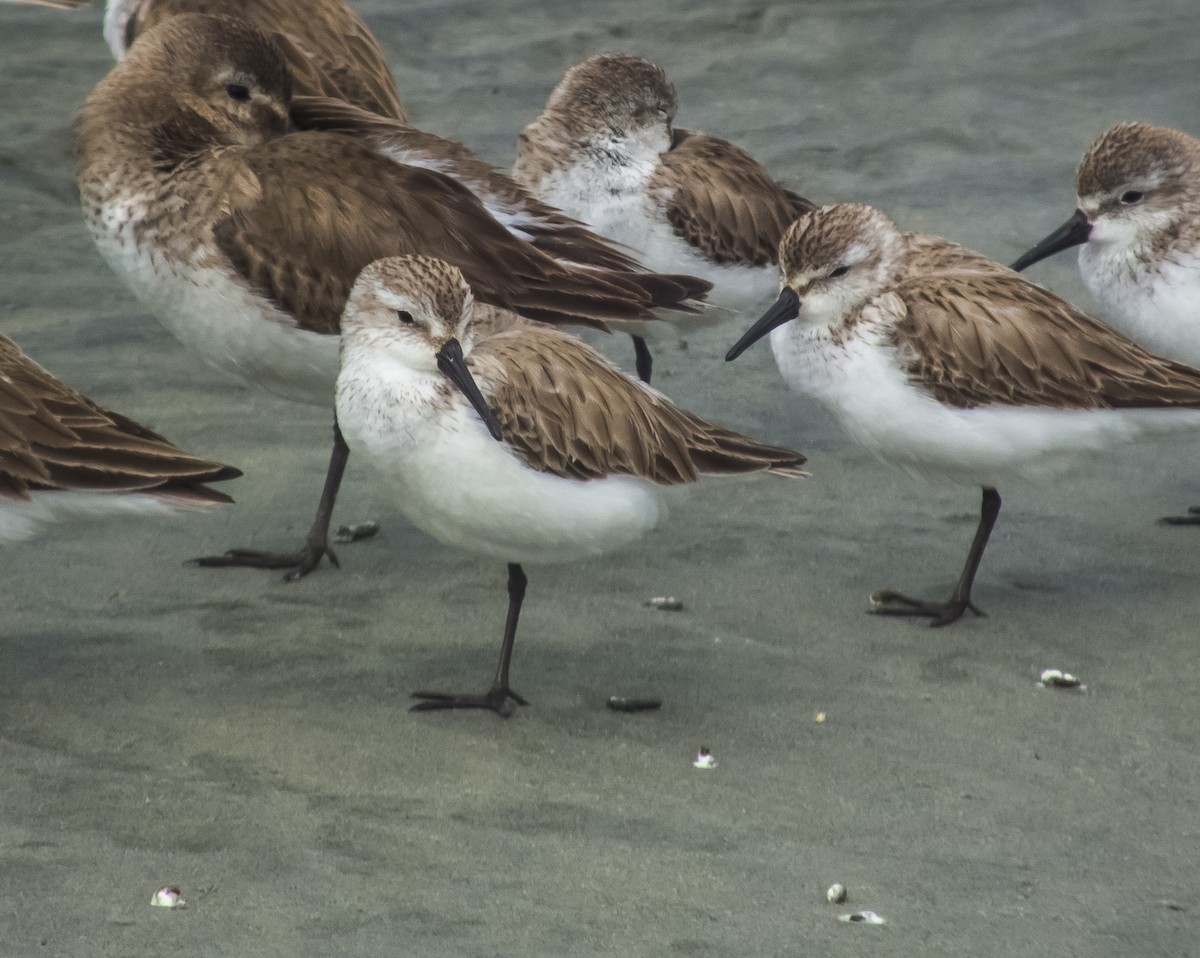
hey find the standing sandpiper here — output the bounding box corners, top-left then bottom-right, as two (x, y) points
(729, 203), (1200, 626)
(336, 255), (806, 715)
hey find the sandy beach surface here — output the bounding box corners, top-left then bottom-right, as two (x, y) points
(1, 0), (1199, 954)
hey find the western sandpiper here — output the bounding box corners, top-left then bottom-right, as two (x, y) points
(336, 255), (806, 715)
(728, 203), (1200, 626)
(1011, 121), (1200, 524)
(0, 333), (239, 542)
(513, 53), (815, 380)
(76, 15), (709, 580)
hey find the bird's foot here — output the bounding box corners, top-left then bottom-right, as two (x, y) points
(869, 588), (983, 628)
(189, 539), (339, 582)
(1158, 506), (1200, 526)
(410, 685), (529, 718)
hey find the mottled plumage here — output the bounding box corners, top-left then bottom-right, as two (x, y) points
(728, 203), (1200, 625)
(336, 254), (805, 714)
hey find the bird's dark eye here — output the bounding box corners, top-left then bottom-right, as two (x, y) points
(1120, 190), (1145, 205)
(226, 84), (251, 102)
(396, 310), (414, 325)
(830, 265), (850, 278)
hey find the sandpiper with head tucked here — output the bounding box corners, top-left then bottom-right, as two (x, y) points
(513, 53), (815, 381)
(75, 15), (709, 580)
(336, 255), (806, 715)
(18, 0), (406, 118)
(0, 333), (239, 542)
(1011, 122), (1200, 524)
(728, 203), (1200, 626)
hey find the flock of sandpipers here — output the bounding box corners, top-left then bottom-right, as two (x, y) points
(5, 0), (1200, 715)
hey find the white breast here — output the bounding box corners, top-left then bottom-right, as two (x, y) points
(336, 346), (664, 564)
(86, 194), (339, 406)
(535, 160), (776, 314)
(1079, 243), (1200, 367)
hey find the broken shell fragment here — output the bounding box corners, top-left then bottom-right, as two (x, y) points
(692, 747), (717, 769)
(643, 596), (684, 611)
(1039, 669), (1084, 690)
(815, 711), (827, 724)
(606, 696), (663, 712)
(826, 883), (848, 904)
(150, 886), (185, 909)
(839, 910), (885, 924)
(334, 520), (381, 543)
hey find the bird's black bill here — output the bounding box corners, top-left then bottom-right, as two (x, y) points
(725, 287), (801, 362)
(436, 338), (504, 441)
(1009, 209), (1092, 272)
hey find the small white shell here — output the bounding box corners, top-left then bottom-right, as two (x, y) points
(1039, 669), (1084, 690)
(644, 596), (684, 611)
(150, 886), (185, 909)
(692, 748), (717, 769)
(826, 883), (847, 903)
(839, 910), (885, 924)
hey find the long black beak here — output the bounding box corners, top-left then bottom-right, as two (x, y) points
(436, 338), (503, 441)
(1009, 209), (1092, 272)
(725, 287), (801, 362)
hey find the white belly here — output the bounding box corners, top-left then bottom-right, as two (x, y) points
(1080, 245), (1200, 368)
(0, 491), (201, 543)
(771, 324), (1200, 487)
(536, 166), (776, 315)
(336, 356), (664, 564)
(87, 199), (339, 406)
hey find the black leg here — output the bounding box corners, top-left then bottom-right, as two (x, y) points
(1159, 505), (1200, 526)
(632, 335), (653, 384)
(191, 420), (350, 582)
(871, 487), (1002, 628)
(411, 563), (531, 717)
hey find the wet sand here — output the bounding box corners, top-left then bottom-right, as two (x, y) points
(1, 0), (1199, 954)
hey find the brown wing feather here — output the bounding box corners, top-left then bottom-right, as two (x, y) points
(474, 326), (806, 482)
(133, 0), (405, 118)
(894, 273), (1200, 409)
(653, 129), (816, 268)
(288, 97), (711, 308)
(214, 133), (704, 335)
(0, 336), (241, 503)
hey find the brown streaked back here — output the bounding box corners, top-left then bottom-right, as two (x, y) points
(213, 132), (708, 335)
(289, 95), (652, 275)
(472, 325), (806, 483)
(892, 271), (1200, 410)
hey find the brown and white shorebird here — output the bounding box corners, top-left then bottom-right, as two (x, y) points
(513, 53), (816, 381)
(726, 203), (1200, 626)
(16, 0), (406, 118)
(335, 255), (806, 715)
(75, 14), (710, 581)
(1011, 122), (1200, 524)
(0, 333), (239, 541)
